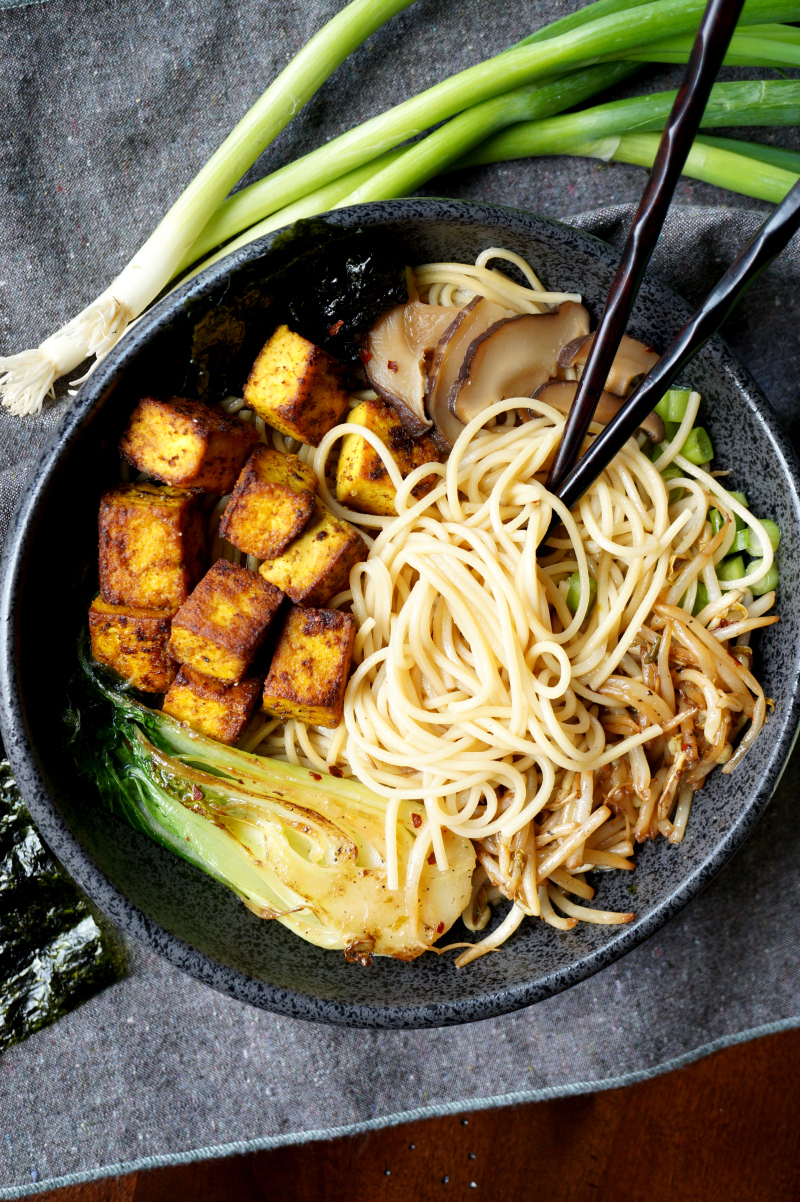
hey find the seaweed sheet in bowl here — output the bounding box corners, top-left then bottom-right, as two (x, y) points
(2, 199), (800, 1030)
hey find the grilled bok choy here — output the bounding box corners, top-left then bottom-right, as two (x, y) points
(67, 653), (475, 962)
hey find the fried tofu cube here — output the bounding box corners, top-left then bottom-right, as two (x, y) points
(243, 324), (349, 446)
(163, 667), (263, 745)
(169, 559), (284, 683)
(99, 483), (206, 610)
(88, 596), (177, 693)
(119, 396), (260, 493)
(258, 500), (366, 606)
(262, 607), (355, 728)
(219, 446), (318, 560)
(335, 400), (440, 516)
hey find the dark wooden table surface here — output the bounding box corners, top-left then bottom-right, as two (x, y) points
(38, 1025), (800, 1202)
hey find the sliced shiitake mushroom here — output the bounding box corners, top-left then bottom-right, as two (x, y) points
(557, 332), (659, 396)
(438, 302), (591, 449)
(365, 301), (460, 435)
(533, 379), (665, 442)
(426, 297), (522, 448)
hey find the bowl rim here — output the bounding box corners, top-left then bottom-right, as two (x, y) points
(3, 196), (800, 1029)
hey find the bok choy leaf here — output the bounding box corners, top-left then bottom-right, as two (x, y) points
(66, 647), (474, 963)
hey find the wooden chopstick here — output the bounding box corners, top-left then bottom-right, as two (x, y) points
(545, 0), (746, 495)
(551, 175), (800, 515)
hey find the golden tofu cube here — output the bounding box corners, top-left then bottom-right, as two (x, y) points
(258, 500), (366, 607)
(219, 446), (317, 560)
(99, 483), (206, 610)
(336, 400), (440, 516)
(119, 396), (260, 493)
(262, 607), (355, 728)
(243, 324), (349, 446)
(163, 666), (263, 745)
(88, 596), (177, 693)
(169, 559), (284, 683)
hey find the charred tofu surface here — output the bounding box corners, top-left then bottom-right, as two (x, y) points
(243, 324), (350, 446)
(263, 607), (355, 729)
(169, 559), (284, 683)
(89, 596), (177, 693)
(163, 667), (264, 745)
(219, 446), (318, 560)
(120, 396), (259, 493)
(258, 499), (367, 606)
(336, 400), (440, 516)
(99, 483), (206, 610)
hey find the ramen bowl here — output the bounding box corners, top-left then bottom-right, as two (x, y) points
(2, 198), (799, 1029)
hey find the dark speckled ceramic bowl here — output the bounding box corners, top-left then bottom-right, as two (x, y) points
(3, 199), (800, 1029)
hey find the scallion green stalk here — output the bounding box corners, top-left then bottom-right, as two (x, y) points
(623, 26), (800, 67)
(454, 80), (800, 170)
(184, 64), (639, 282)
(181, 0), (800, 271)
(0, 0), (418, 416)
(463, 126), (800, 205)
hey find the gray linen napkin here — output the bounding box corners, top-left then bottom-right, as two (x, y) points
(2, 0), (800, 1197)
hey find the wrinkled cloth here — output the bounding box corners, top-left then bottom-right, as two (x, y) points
(2, 0), (800, 1197)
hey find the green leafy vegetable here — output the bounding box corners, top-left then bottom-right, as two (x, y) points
(66, 648), (474, 962)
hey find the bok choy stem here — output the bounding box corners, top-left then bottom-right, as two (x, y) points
(68, 655), (475, 959)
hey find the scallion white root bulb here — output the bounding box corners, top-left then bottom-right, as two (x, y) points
(0, 0), (417, 417)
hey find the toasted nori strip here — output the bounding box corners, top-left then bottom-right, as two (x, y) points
(0, 752), (124, 1053)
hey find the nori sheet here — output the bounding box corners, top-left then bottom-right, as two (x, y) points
(0, 749), (125, 1054)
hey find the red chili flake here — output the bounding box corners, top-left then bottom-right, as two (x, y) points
(57, 185), (63, 193)
(387, 360), (399, 373)
(718, 618), (730, 628)
(411, 813), (422, 829)
(436, 921), (445, 934)
(328, 319), (344, 336)
(191, 785), (204, 802)
(427, 852), (436, 865)
(359, 349), (373, 365)
(310, 771), (322, 781)
(329, 765), (344, 778)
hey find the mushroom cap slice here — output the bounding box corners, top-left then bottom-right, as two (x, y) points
(532, 379), (665, 443)
(445, 302), (591, 445)
(365, 302), (460, 436)
(426, 297), (519, 449)
(557, 332), (659, 397)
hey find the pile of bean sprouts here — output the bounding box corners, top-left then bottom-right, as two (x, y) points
(215, 250), (778, 966)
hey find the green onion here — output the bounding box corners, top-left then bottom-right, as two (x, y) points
(749, 518), (781, 553)
(718, 555), (747, 581)
(566, 572), (598, 615)
(692, 582), (709, 615)
(749, 561), (780, 595)
(7, 0), (800, 416)
(187, 64), (639, 280)
(694, 134), (800, 175)
(660, 463), (686, 500)
(0, 0), (419, 416)
(663, 419), (682, 441)
(625, 25), (800, 68)
(580, 133), (798, 204)
(679, 427), (714, 465)
(729, 527), (752, 554)
(655, 388), (692, 421)
(710, 492), (748, 536)
(181, 0), (800, 268)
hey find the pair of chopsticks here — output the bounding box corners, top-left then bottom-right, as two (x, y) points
(546, 0), (800, 515)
